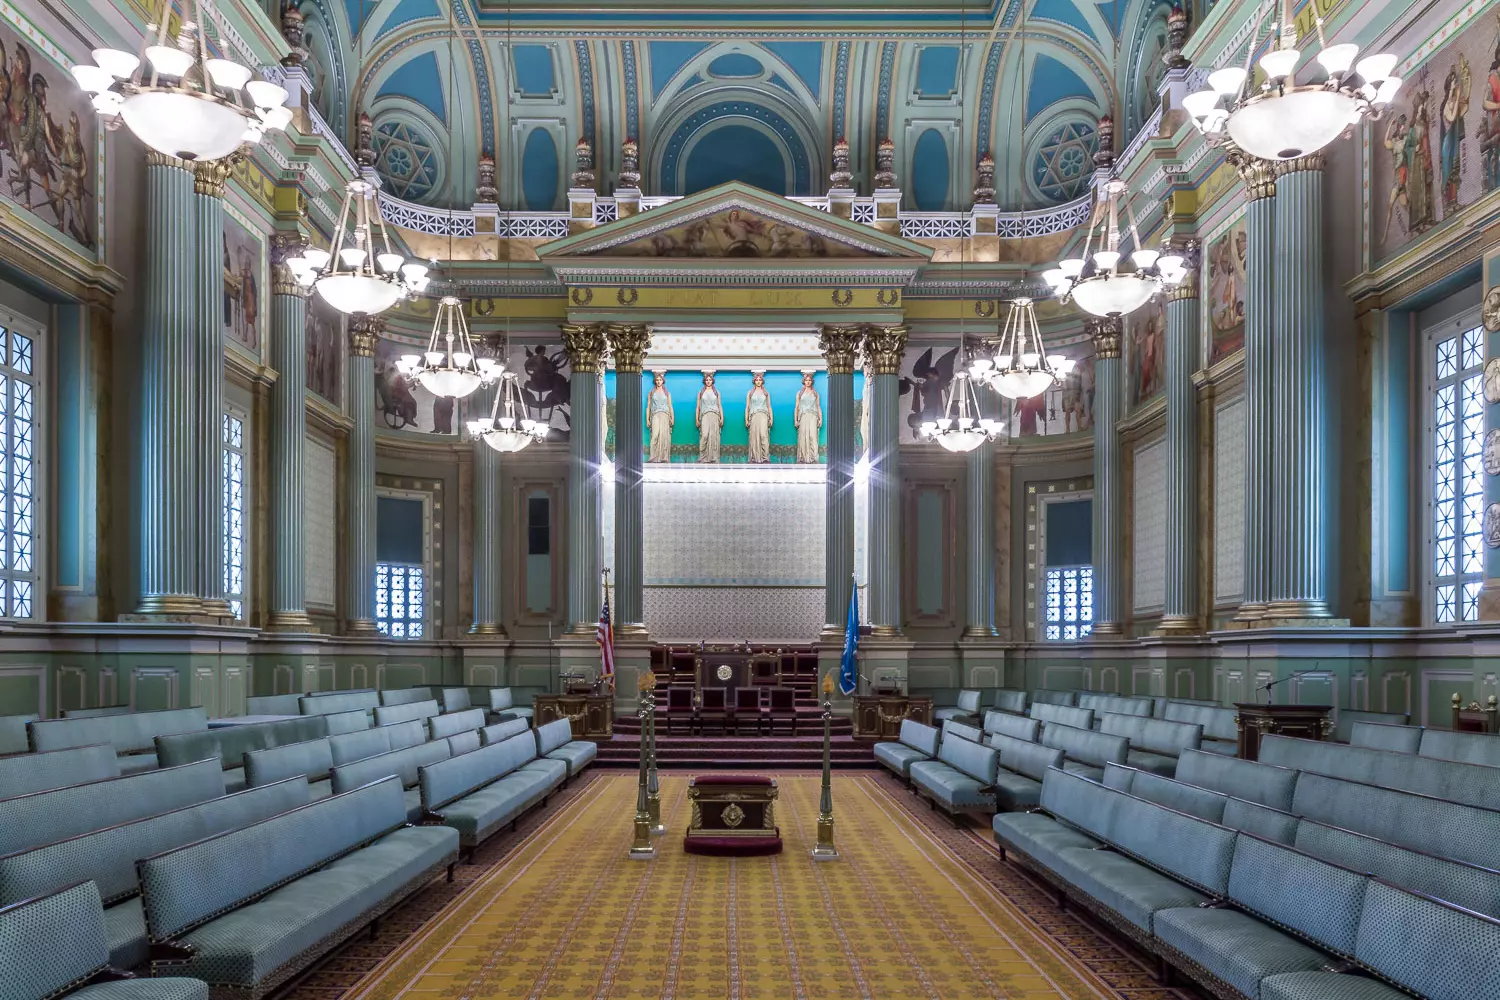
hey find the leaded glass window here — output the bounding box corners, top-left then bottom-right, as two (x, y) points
(1044, 565), (1093, 640)
(1430, 322), (1485, 624)
(223, 412), (245, 620)
(376, 562), (424, 638)
(0, 327), (35, 618)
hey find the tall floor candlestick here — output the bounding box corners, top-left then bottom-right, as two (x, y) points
(811, 671), (839, 860)
(629, 680), (656, 859)
(645, 671), (664, 835)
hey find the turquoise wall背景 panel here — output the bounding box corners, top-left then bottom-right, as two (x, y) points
(511, 44), (556, 96)
(762, 42), (822, 98)
(376, 51), (447, 122)
(650, 41), (710, 98)
(521, 129), (559, 210)
(915, 488), (945, 614)
(1384, 310), (1410, 595)
(1030, 0), (1099, 43)
(707, 52), (762, 77)
(53, 304), (86, 589)
(911, 128), (950, 211)
(915, 46), (958, 97)
(1026, 52), (1097, 123)
(683, 124), (788, 196)
(1045, 498), (1092, 566)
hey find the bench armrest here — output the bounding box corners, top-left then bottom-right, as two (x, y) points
(149, 941), (197, 966)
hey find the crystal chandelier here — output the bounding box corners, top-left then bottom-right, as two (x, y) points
(1181, 0), (1400, 161)
(920, 364), (1004, 453)
(972, 296), (1076, 400)
(70, 0), (292, 162)
(395, 295), (498, 399)
(287, 179), (428, 316)
(1044, 177), (1185, 318)
(467, 372), (547, 452)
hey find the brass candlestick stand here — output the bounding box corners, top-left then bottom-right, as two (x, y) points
(645, 670), (664, 835)
(628, 671), (657, 859)
(811, 670), (840, 861)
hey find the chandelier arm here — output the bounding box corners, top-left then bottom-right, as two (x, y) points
(1123, 200), (1146, 259)
(328, 188), (352, 277)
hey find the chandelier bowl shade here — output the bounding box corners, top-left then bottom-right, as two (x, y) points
(119, 90), (249, 161)
(417, 368), (482, 399)
(995, 369), (1056, 399)
(314, 273), (405, 316)
(1224, 88), (1360, 161)
(935, 429), (987, 453)
(1069, 272), (1158, 318)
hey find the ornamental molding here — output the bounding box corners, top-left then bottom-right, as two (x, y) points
(548, 264), (924, 287)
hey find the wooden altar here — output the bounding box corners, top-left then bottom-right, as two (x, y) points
(851, 695), (933, 740)
(533, 694), (614, 740)
(1233, 703), (1331, 760)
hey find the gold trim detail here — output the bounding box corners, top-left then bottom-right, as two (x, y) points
(193, 159), (234, 198)
(349, 316), (383, 358)
(345, 618), (381, 636)
(864, 324), (909, 375)
(1088, 317), (1122, 359)
(468, 622), (508, 635)
(135, 594), (204, 616)
(606, 323), (652, 374)
(818, 324), (863, 375)
(1239, 160), (1278, 201)
(270, 231), (311, 298)
(265, 610), (318, 632)
(1276, 153), (1325, 178)
(561, 323), (608, 374)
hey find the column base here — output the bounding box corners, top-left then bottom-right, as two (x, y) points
(1223, 603), (1267, 629)
(869, 624), (904, 638)
(468, 622), (509, 636)
(200, 599), (234, 620)
(1250, 614), (1351, 630)
(615, 622), (650, 638)
(135, 595), (204, 616)
(961, 625), (998, 638)
(1152, 615), (1202, 637)
(265, 611), (318, 633)
(564, 622), (599, 637)
(344, 618), (381, 637)
(1089, 622), (1125, 637)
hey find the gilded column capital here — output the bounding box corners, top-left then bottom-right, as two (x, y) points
(863, 324), (909, 376)
(1238, 160), (1278, 201)
(1167, 241), (1201, 301)
(192, 159), (235, 198)
(605, 323), (652, 374)
(270, 231), (311, 298)
(145, 150), (191, 171)
(349, 316), (383, 357)
(1089, 317), (1122, 358)
(818, 324), (863, 374)
(1276, 153), (1325, 177)
(561, 322), (608, 374)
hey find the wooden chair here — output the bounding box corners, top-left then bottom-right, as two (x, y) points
(732, 686), (765, 736)
(1453, 693), (1499, 733)
(666, 687), (695, 735)
(768, 687), (798, 736)
(699, 688), (728, 735)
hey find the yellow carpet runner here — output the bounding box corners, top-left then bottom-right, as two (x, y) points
(348, 774), (1120, 1000)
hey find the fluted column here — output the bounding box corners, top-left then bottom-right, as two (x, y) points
(865, 324), (908, 635)
(345, 317), (381, 635)
(1160, 253), (1201, 633)
(820, 326), (861, 628)
(137, 154), (200, 616)
(1269, 155), (1331, 620)
(607, 323), (651, 633)
(192, 162), (232, 617)
(1090, 319), (1124, 635)
(562, 323), (608, 632)
(964, 386), (997, 636)
(470, 426), (504, 634)
(266, 234), (314, 631)
(1236, 161), (1277, 621)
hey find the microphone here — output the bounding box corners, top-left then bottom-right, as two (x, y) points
(1260, 670), (1310, 705)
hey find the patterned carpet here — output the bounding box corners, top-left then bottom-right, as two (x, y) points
(281, 772), (1200, 1000)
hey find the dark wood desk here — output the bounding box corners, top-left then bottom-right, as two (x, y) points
(1234, 702), (1331, 760)
(851, 695), (933, 740)
(533, 694), (614, 740)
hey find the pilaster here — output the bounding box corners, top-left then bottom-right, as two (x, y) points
(344, 316), (381, 636)
(470, 430), (505, 634)
(819, 324), (861, 632)
(1090, 318), (1124, 635)
(562, 322), (607, 635)
(607, 322), (652, 635)
(193, 161), (232, 619)
(1233, 160), (1277, 624)
(1159, 256), (1202, 635)
(266, 232), (315, 632)
(864, 323), (908, 636)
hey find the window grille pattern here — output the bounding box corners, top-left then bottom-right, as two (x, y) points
(376, 563), (424, 638)
(1432, 324), (1485, 624)
(1043, 565), (1093, 641)
(223, 414), (245, 620)
(0, 328), (34, 618)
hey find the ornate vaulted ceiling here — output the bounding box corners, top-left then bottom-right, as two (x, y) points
(288, 0), (1180, 212)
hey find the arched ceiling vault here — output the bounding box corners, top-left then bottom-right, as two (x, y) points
(288, 0), (1174, 213)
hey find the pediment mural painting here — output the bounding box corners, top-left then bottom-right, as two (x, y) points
(606, 207), (866, 259)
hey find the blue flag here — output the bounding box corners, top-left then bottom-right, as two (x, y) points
(839, 583), (859, 696)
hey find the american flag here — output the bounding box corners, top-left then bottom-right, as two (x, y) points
(597, 592), (615, 683)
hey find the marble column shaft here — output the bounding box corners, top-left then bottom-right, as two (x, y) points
(820, 325), (861, 628)
(607, 323), (651, 632)
(964, 436), (997, 636)
(138, 156), (200, 615)
(1269, 157), (1330, 618)
(470, 430), (504, 633)
(193, 163), (228, 616)
(1090, 319), (1124, 634)
(865, 324), (908, 634)
(1162, 274), (1201, 631)
(267, 238), (313, 630)
(562, 323), (608, 632)
(345, 318), (380, 634)
(1239, 163), (1277, 619)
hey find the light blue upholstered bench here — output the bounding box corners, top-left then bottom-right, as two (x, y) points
(0, 713), (37, 754)
(418, 733), (566, 857)
(985, 732), (1063, 811)
(983, 711), (1040, 743)
(243, 695), (303, 717)
(1104, 762), (1227, 822)
(991, 689), (1029, 716)
(1417, 726), (1500, 767)
(327, 720), (426, 768)
(139, 776), (457, 1000)
(438, 688), (473, 712)
(427, 709), (486, 744)
(2, 881), (209, 1000)
(378, 686), (434, 707)
(1334, 709), (1412, 744)
(487, 689), (533, 724)
(1098, 713), (1203, 776)
(1175, 748), (1300, 810)
(1028, 702), (1095, 733)
(1040, 723), (1128, 781)
(372, 700), (441, 728)
(297, 691), (379, 723)
(27, 709), (210, 775)
(480, 718), (530, 746)
(243, 739), (333, 799)
(0, 744), (119, 799)
(909, 733), (1000, 820)
(1162, 702), (1239, 755)
(1030, 689), (1079, 707)
(940, 719), (984, 745)
(155, 717), (329, 794)
(535, 718), (598, 780)
(1260, 733), (1500, 812)
(1348, 720), (1423, 754)
(933, 690), (983, 725)
(873, 719), (940, 784)
(1077, 693), (1154, 719)
(330, 740), (452, 823)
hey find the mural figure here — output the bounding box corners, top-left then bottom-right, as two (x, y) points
(374, 348), (419, 430)
(647, 371), (673, 462)
(859, 359), (873, 453)
(222, 219), (261, 351)
(1383, 85), (1437, 242)
(900, 346), (958, 440)
(520, 345), (571, 432)
(696, 371), (722, 463)
(794, 371), (822, 463)
(621, 208), (849, 258)
(1208, 223), (1247, 365)
(746, 371), (773, 463)
(1441, 54), (1472, 211)
(305, 296), (341, 402)
(1060, 357), (1095, 434)
(0, 36), (95, 247)
(1133, 303), (1165, 402)
(1016, 392), (1048, 436)
(1483, 28), (1500, 190)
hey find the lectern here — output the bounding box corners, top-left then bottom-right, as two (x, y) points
(1233, 703), (1332, 760)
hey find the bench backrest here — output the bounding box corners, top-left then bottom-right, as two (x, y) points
(244, 694), (303, 716)
(0, 778), (308, 907)
(329, 727), (391, 767)
(0, 714), (35, 755)
(373, 699), (441, 727)
(1041, 723), (1128, 769)
(1348, 721), (1422, 754)
(1030, 689), (1078, 707)
(298, 691), (379, 718)
(428, 708), (486, 742)
(1261, 734), (1500, 812)
(1228, 834), (1368, 957)
(379, 687), (434, 707)
(983, 711), (1040, 743)
(1098, 713), (1203, 758)
(27, 707), (208, 755)
(953, 690), (982, 714)
(244, 737), (333, 786)
(1103, 763), (1227, 823)
(940, 720), (983, 745)
(1153, 697), (1220, 719)
(1077, 693), (1154, 718)
(488, 688), (517, 712)
(1162, 701), (1239, 741)
(1291, 771), (1500, 871)
(897, 719), (940, 757)
(987, 732), (1063, 782)
(321, 709), (371, 736)
(419, 733), (536, 811)
(1418, 727), (1500, 768)
(935, 734), (999, 784)
(1221, 797), (1300, 844)
(0, 881), (110, 1000)
(439, 687), (473, 712)
(447, 731), (481, 756)
(1354, 879), (1500, 1000)
(480, 718), (531, 745)
(1028, 702), (1094, 731)
(60, 706), (133, 719)
(991, 689), (1028, 714)
(1175, 749), (1299, 810)
(385, 719), (427, 750)
(1332, 709), (1410, 744)
(331, 740), (452, 794)
(154, 716), (328, 770)
(0, 759), (224, 856)
(0, 745), (118, 799)
(535, 718), (574, 756)
(138, 775), (407, 941)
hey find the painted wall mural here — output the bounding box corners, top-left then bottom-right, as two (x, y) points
(305, 296), (342, 404)
(0, 25), (97, 248)
(1374, 10), (1500, 258)
(610, 208), (862, 258)
(1008, 340), (1097, 437)
(1130, 297), (1166, 404)
(375, 338), (461, 435)
(1206, 220), (1246, 366)
(222, 214), (261, 352)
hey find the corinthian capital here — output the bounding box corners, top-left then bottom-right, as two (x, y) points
(606, 323), (652, 374)
(350, 315), (384, 357)
(818, 324), (863, 375)
(1088, 317), (1122, 359)
(863, 324), (909, 376)
(561, 323), (608, 374)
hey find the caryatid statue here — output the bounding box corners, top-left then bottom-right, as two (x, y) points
(794, 370), (822, 463)
(696, 371), (723, 463)
(647, 370), (673, 463)
(746, 370), (773, 463)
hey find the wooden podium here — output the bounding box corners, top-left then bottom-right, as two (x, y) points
(533, 694), (614, 740)
(1233, 703), (1332, 760)
(851, 695), (933, 740)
